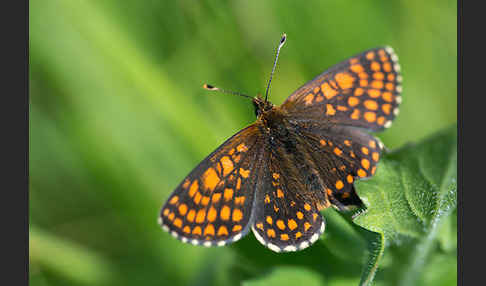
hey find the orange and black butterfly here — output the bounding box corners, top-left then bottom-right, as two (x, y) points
(159, 34), (402, 252)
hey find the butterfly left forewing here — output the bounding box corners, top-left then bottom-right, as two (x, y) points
(159, 124), (264, 246)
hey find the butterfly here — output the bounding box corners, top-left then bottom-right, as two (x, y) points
(159, 34), (402, 252)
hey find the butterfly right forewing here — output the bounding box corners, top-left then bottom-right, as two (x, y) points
(282, 47), (402, 132)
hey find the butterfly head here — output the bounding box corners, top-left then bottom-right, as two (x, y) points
(252, 96), (274, 119)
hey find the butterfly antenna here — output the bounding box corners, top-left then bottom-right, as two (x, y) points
(264, 33), (287, 102)
(202, 83), (253, 99)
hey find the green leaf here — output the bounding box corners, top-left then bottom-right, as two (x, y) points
(242, 266), (325, 286)
(353, 125), (457, 285)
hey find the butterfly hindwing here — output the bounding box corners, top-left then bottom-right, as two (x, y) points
(282, 47), (402, 132)
(250, 133), (327, 252)
(159, 124), (263, 246)
(297, 124), (385, 210)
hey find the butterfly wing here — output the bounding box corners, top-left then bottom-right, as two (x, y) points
(250, 121), (386, 252)
(159, 124), (265, 246)
(250, 133), (328, 252)
(281, 47), (402, 132)
(294, 124), (385, 210)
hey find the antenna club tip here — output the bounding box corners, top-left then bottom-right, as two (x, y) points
(203, 83), (218, 91)
(280, 33), (287, 45)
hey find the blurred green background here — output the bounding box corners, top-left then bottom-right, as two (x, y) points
(30, 0), (456, 285)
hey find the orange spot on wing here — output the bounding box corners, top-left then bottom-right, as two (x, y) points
(192, 226), (202, 235)
(204, 224), (215, 236)
(232, 208), (243, 222)
(264, 194), (271, 204)
(173, 218), (182, 228)
(360, 79), (368, 87)
(295, 231), (302, 239)
(288, 219), (298, 230)
(366, 51), (375, 60)
(207, 206), (217, 222)
(193, 192), (202, 205)
(347, 175), (354, 183)
(168, 212), (175, 221)
(186, 209), (196, 222)
(276, 219), (286, 230)
(280, 234), (289, 241)
(371, 61), (381, 71)
(201, 196), (210, 206)
(335, 72), (355, 89)
(336, 180), (344, 190)
(272, 173), (280, 180)
(178, 204), (188, 216)
(239, 168), (250, 178)
(372, 152), (380, 162)
(169, 196), (179, 204)
(358, 169), (367, 178)
(183, 225), (191, 233)
(362, 146), (369, 155)
(321, 82), (338, 99)
(354, 87), (364, 96)
(267, 228), (276, 238)
(182, 179), (190, 189)
(195, 209), (206, 223)
(189, 181), (199, 197)
(386, 82), (395, 91)
(304, 203), (311, 211)
(276, 189), (284, 198)
(256, 222), (264, 230)
(221, 205), (231, 221)
(220, 156), (234, 177)
(382, 92), (393, 102)
(297, 211), (304, 219)
(304, 222), (312, 231)
(369, 140), (377, 148)
(233, 225), (242, 232)
(320, 139), (327, 146)
(337, 105), (348, 111)
(236, 177), (241, 190)
(358, 72), (368, 79)
(362, 159), (371, 170)
(348, 96), (359, 107)
(304, 93), (315, 105)
(371, 80), (384, 89)
(326, 104), (336, 116)
(373, 72), (385, 80)
(351, 109), (360, 120)
(383, 62), (392, 72)
(377, 116), (386, 125)
(364, 111), (377, 123)
(217, 225), (229, 236)
(203, 168), (220, 192)
(163, 208), (170, 217)
(237, 143), (248, 153)
(224, 188), (234, 201)
(235, 196), (245, 205)
(334, 147), (343, 156)
(368, 89), (381, 98)
(387, 73), (395, 81)
(350, 64), (364, 73)
(266, 216), (273, 225)
(382, 103), (392, 114)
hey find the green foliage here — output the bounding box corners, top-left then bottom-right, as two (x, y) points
(354, 125), (457, 285)
(30, 0), (456, 285)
